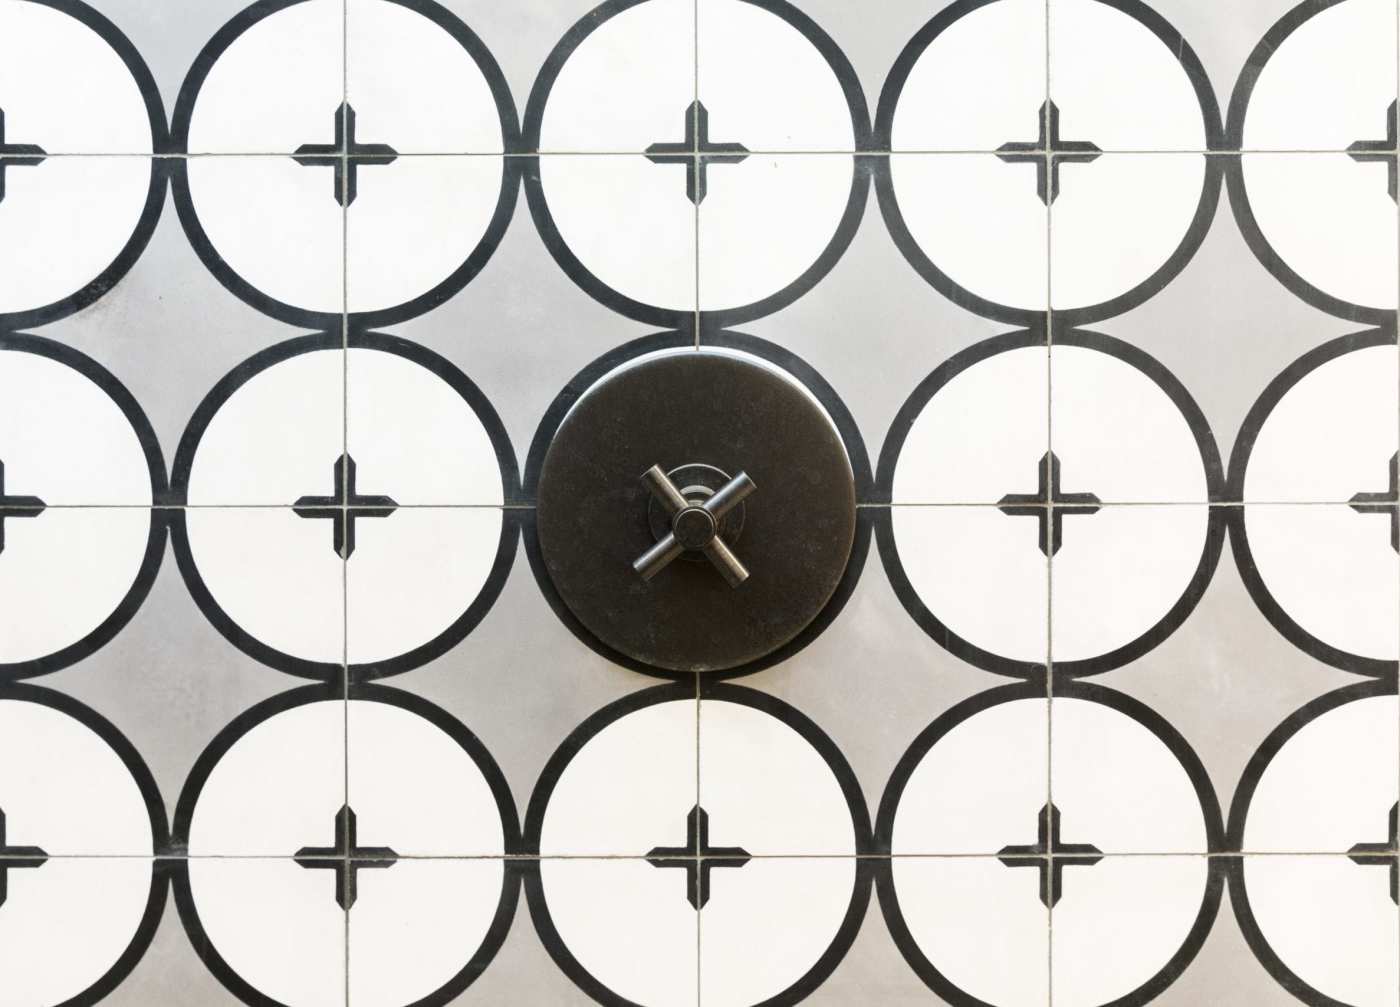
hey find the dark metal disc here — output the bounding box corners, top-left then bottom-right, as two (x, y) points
(536, 351), (857, 672)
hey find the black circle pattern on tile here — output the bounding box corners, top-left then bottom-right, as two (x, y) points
(875, 0), (1224, 327)
(0, 681), (169, 1007)
(523, 682), (872, 1007)
(170, 0), (520, 330)
(876, 680), (1225, 1007)
(0, 0), (168, 332)
(1227, 679), (1400, 1007)
(172, 683), (520, 1007)
(0, 333), (167, 681)
(876, 329), (1225, 680)
(1228, 326), (1400, 681)
(169, 331), (520, 682)
(523, 0), (872, 330)
(2, 1), (1395, 1003)
(1226, 0), (1398, 326)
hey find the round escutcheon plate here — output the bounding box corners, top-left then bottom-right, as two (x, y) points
(536, 350), (856, 672)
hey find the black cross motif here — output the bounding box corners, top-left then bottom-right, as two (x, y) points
(0, 808), (49, 909)
(997, 802), (1103, 909)
(293, 805), (398, 911)
(292, 102), (398, 208)
(293, 454), (397, 560)
(0, 108), (47, 205)
(1349, 802), (1399, 905)
(0, 459), (46, 555)
(996, 100), (1102, 205)
(646, 805), (751, 909)
(645, 100), (750, 205)
(1348, 100), (1399, 203)
(1349, 452), (1399, 553)
(998, 451), (1101, 557)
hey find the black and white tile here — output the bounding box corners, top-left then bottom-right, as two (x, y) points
(4, 0), (1400, 1004)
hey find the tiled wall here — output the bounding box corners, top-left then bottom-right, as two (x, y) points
(1, 0), (1398, 1005)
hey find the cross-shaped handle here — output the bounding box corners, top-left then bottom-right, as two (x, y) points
(632, 465), (756, 587)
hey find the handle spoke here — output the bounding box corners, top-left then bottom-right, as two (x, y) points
(633, 532), (685, 580)
(641, 464), (689, 517)
(702, 536), (749, 587)
(703, 472), (755, 520)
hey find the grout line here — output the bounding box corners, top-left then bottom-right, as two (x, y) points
(1044, 0), (1055, 997)
(865, 499), (1396, 508)
(695, 671), (703, 1007)
(1393, 0), (1400, 994)
(28, 147), (1391, 157)
(16, 499), (1396, 510)
(34, 849), (1400, 861)
(692, 14), (703, 1003)
(693, 0), (702, 364)
(341, 2), (351, 1001)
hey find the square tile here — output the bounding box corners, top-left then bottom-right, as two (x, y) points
(697, 153), (867, 321)
(1049, 854), (1224, 1007)
(527, 857), (701, 1006)
(1231, 152), (1399, 320)
(1049, 0), (1223, 152)
(527, 153), (699, 320)
(346, 0), (513, 156)
(1049, 504), (1223, 675)
(794, 895), (957, 1005)
(878, 855), (1051, 1006)
(0, 156), (163, 331)
(343, 154), (517, 326)
(346, 857), (520, 1005)
(0, 507), (163, 679)
(1049, 153), (1221, 325)
(175, 856), (350, 1006)
(698, 857), (871, 1007)
(171, 507), (346, 679)
(879, 505), (1049, 677)
(854, 0), (1046, 153)
(698, 686), (867, 857)
(343, 682), (517, 858)
(173, 155), (347, 325)
(510, 0), (696, 155)
(1229, 503), (1400, 680)
(879, 152), (1050, 329)
(697, 0), (870, 153)
(1, 855), (170, 1006)
(1226, 854), (1400, 1007)
(434, 887), (598, 1004)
